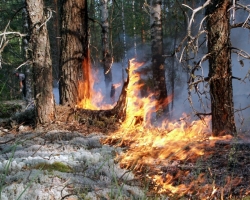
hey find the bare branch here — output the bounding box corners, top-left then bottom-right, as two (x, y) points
(0, 32), (26, 38)
(235, 2), (250, 13)
(188, 53), (210, 84)
(0, 40), (9, 53)
(229, 2), (250, 29)
(0, 21), (26, 39)
(182, 0), (211, 36)
(182, 4), (193, 11)
(38, 8), (53, 29)
(234, 104), (250, 113)
(179, 46), (186, 63)
(232, 76), (241, 81)
(242, 13), (250, 27)
(14, 60), (32, 71)
(231, 22), (250, 29)
(0, 21), (10, 48)
(177, 0), (250, 119)
(0, 21), (27, 69)
(231, 47), (250, 59)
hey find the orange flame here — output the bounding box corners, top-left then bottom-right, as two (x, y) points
(78, 50), (95, 109)
(103, 59), (240, 198)
(77, 51), (113, 110)
(77, 57), (240, 198)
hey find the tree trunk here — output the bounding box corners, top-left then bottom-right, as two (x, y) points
(76, 62), (131, 124)
(26, 0), (55, 124)
(59, 0), (88, 106)
(100, 0), (112, 90)
(121, 0), (127, 82)
(132, 0), (137, 57)
(206, 0), (236, 136)
(150, 0), (169, 116)
(22, 5), (32, 104)
(51, 0), (61, 80)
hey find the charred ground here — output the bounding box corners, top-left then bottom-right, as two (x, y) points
(1, 101), (250, 199)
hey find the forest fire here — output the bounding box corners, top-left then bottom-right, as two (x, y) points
(78, 59), (244, 198)
(77, 52), (115, 110)
(107, 116), (215, 198)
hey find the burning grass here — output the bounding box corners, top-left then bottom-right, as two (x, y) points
(76, 59), (250, 199)
(103, 122), (250, 199)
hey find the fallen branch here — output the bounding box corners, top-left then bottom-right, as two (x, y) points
(0, 137), (15, 145)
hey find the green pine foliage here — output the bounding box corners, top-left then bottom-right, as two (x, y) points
(0, 0), (189, 100)
(0, 0), (26, 100)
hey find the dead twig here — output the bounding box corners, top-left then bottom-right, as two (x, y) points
(0, 137), (15, 145)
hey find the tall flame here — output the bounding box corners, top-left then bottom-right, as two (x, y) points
(77, 51), (114, 110)
(103, 59), (237, 198)
(77, 57), (239, 198)
(78, 50), (95, 109)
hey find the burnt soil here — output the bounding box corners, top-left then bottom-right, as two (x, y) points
(1, 102), (250, 199)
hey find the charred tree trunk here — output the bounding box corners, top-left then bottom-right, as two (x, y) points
(75, 59), (143, 126)
(26, 0), (55, 124)
(59, 0), (88, 106)
(206, 0), (236, 136)
(100, 0), (112, 90)
(75, 66), (129, 124)
(150, 0), (169, 116)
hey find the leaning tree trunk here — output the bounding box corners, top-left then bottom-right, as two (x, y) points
(150, 0), (169, 116)
(206, 0), (236, 136)
(100, 0), (112, 90)
(59, 0), (88, 106)
(26, 0), (55, 124)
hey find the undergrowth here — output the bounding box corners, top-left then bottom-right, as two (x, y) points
(0, 103), (22, 118)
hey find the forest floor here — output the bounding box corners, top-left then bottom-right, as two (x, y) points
(1, 101), (250, 199)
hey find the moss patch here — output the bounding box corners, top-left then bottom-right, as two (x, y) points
(33, 162), (73, 173)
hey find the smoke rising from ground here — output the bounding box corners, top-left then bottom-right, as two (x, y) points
(53, 7), (250, 131)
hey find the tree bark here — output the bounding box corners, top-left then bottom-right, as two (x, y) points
(26, 0), (55, 124)
(59, 0), (88, 106)
(150, 0), (169, 116)
(206, 0), (236, 136)
(50, 0), (61, 80)
(22, 5), (32, 104)
(100, 0), (112, 90)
